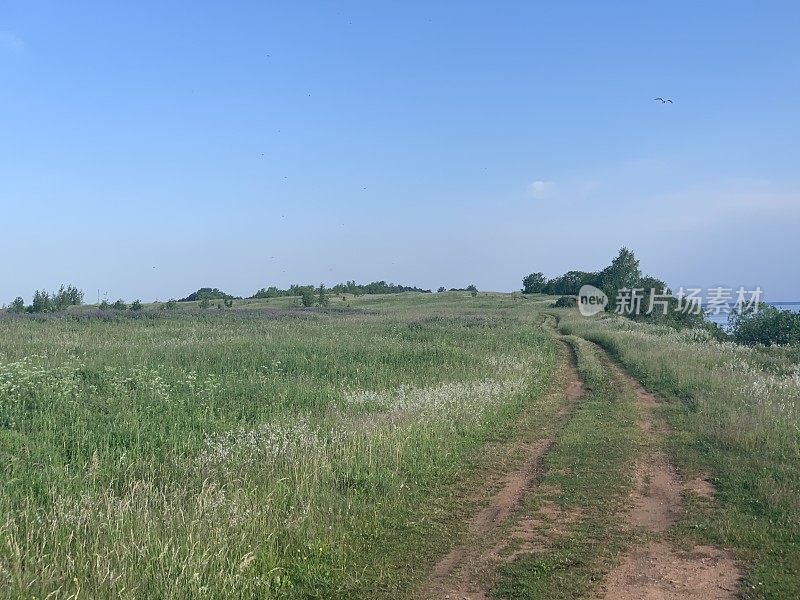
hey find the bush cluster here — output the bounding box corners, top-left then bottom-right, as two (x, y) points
(7, 285), (84, 314)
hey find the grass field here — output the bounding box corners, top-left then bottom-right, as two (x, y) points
(0, 293), (557, 598)
(1, 293), (798, 598)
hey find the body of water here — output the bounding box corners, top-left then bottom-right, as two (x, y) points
(705, 302), (800, 329)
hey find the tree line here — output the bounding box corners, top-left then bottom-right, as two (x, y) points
(7, 285), (84, 314)
(249, 280), (432, 299)
(522, 247), (800, 346)
(5, 279), (451, 314)
(521, 247), (700, 323)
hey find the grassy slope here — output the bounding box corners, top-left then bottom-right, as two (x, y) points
(0, 292), (557, 599)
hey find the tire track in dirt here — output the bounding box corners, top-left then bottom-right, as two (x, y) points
(418, 344), (585, 600)
(598, 355), (741, 600)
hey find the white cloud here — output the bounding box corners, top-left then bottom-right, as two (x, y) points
(0, 31), (24, 52)
(528, 180), (555, 199)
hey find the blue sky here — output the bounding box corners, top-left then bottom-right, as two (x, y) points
(2, 1), (799, 302)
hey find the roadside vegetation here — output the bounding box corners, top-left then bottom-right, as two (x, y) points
(558, 310), (800, 597)
(729, 304), (800, 346)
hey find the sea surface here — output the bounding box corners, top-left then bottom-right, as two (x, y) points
(705, 302), (800, 329)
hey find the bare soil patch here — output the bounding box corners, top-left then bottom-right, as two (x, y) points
(425, 437), (553, 597)
(684, 476), (716, 500)
(629, 456), (683, 532)
(602, 542), (740, 600)
(420, 348), (585, 599)
(600, 359), (740, 599)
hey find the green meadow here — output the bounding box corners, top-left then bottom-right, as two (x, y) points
(1, 293), (798, 598)
(0, 293), (556, 598)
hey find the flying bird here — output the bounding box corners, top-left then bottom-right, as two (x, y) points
(654, 97), (673, 103)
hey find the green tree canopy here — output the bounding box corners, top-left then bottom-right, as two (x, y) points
(522, 272), (547, 294)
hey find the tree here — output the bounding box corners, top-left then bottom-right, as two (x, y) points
(633, 275), (675, 322)
(597, 247), (641, 310)
(543, 271), (597, 295)
(29, 290), (52, 313)
(179, 287), (236, 302)
(522, 272), (547, 294)
(300, 288), (315, 307)
(729, 305), (800, 346)
(251, 286), (282, 299)
(317, 284), (329, 307)
(53, 285), (84, 310)
(437, 287), (446, 293)
(8, 297), (25, 313)
(251, 280), (431, 299)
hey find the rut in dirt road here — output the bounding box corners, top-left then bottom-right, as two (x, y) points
(598, 352), (741, 600)
(419, 346), (585, 600)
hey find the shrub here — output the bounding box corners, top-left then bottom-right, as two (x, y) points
(53, 285), (84, 310)
(180, 288), (236, 302)
(29, 290), (53, 313)
(199, 298), (211, 309)
(729, 305), (800, 346)
(553, 296), (577, 308)
(317, 284), (329, 307)
(300, 289), (315, 307)
(253, 281), (431, 298)
(19, 285), (84, 313)
(130, 299), (143, 311)
(543, 271), (598, 295)
(163, 299), (178, 310)
(8, 297), (25, 313)
(251, 286), (283, 299)
(112, 299), (127, 310)
(99, 300), (111, 310)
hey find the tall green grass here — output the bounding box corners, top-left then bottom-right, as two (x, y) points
(0, 293), (555, 598)
(559, 310), (800, 597)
